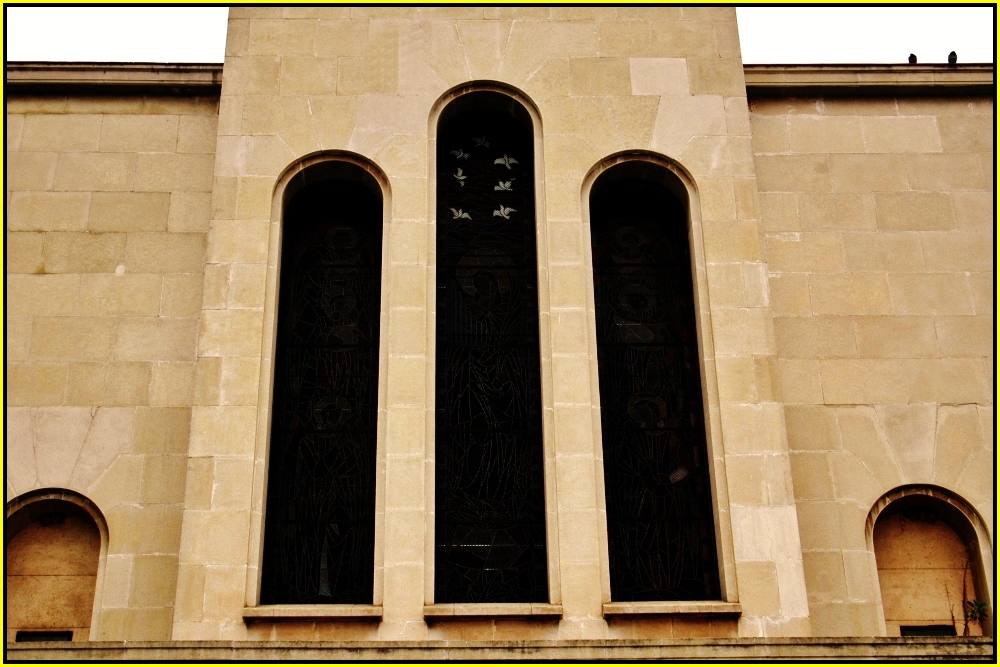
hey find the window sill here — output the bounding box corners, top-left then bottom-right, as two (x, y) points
(424, 603), (563, 619)
(243, 605), (383, 620)
(603, 601), (741, 617)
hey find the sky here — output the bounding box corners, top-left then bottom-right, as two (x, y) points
(4, 6), (996, 65)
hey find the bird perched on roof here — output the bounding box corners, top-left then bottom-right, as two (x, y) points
(948, 51), (958, 64)
(908, 53), (917, 64)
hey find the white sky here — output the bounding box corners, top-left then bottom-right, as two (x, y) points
(4, 6), (996, 65)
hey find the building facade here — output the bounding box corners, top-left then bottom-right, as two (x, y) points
(5, 7), (994, 660)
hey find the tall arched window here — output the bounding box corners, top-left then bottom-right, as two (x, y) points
(261, 166), (384, 605)
(590, 161), (719, 601)
(434, 91), (548, 603)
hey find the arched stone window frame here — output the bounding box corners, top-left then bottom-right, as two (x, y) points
(425, 81), (561, 606)
(246, 153), (393, 611)
(5, 488), (110, 641)
(866, 484), (995, 636)
(581, 152), (740, 606)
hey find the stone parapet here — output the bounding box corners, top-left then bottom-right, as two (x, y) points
(5, 637), (993, 661)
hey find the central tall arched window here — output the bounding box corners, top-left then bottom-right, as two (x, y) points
(590, 161), (719, 601)
(262, 166), (383, 604)
(434, 91), (548, 603)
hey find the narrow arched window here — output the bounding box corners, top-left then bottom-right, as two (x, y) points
(434, 92), (548, 603)
(590, 162), (719, 601)
(261, 169), (383, 604)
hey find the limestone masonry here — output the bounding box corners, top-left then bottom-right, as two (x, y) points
(5, 7), (994, 660)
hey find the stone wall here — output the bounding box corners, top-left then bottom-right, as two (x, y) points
(749, 94), (994, 636)
(6, 93), (219, 639)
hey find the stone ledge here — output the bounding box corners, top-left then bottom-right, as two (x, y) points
(5, 637), (993, 661)
(745, 63), (995, 97)
(243, 605), (382, 620)
(5, 62), (223, 95)
(603, 601), (741, 616)
(424, 603), (563, 618)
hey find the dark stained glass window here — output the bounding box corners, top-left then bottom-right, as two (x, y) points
(591, 172), (720, 602)
(261, 177), (382, 604)
(434, 98), (548, 603)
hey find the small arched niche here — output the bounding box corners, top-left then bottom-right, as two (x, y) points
(871, 488), (993, 637)
(5, 491), (105, 642)
(260, 159), (385, 605)
(588, 159), (720, 602)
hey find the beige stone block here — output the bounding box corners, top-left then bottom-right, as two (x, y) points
(189, 406), (258, 456)
(596, 19), (652, 58)
(835, 406), (902, 490)
(860, 116), (941, 152)
(904, 153), (989, 191)
(735, 560), (781, 617)
(133, 406), (191, 455)
(313, 19), (368, 56)
(555, 455), (600, 510)
(550, 310), (590, 356)
(686, 58), (744, 96)
(53, 152), (134, 191)
(874, 192), (955, 232)
(887, 273), (973, 316)
(797, 193), (876, 231)
(854, 316), (937, 358)
(757, 192), (799, 232)
(828, 153), (909, 192)
(64, 362), (106, 405)
(139, 455), (187, 505)
(210, 174), (238, 219)
(701, 220), (763, 262)
(168, 192), (213, 233)
(384, 406), (425, 457)
(99, 115), (178, 152)
(951, 191), (992, 230)
(309, 95), (360, 149)
(725, 454), (767, 505)
(248, 18), (316, 55)
(920, 231), (992, 272)
(88, 192), (170, 232)
(809, 601), (881, 637)
(134, 153), (215, 192)
(198, 310), (264, 358)
(8, 112), (24, 151)
(219, 357), (260, 406)
(789, 452), (834, 500)
(714, 356), (755, 403)
(774, 316), (857, 359)
(161, 274), (205, 318)
(719, 402), (786, 454)
(202, 264), (230, 310)
(183, 458), (214, 511)
(177, 115), (219, 154)
(9, 191), (90, 231)
(820, 360), (907, 404)
(42, 231), (126, 273)
(115, 318), (199, 362)
(733, 176), (760, 221)
(211, 457), (254, 509)
(787, 116), (864, 153)
(765, 232), (844, 273)
(384, 457), (424, 514)
(784, 405), (841, 452)
(829, 451), (883, 506)
(753, 154), (830, 193)
(387, 308), (426, 356)
(699, 179), (737, 220)
(568, 57), (630, 95)
(7, 363), (67, 406)
(802, 550), (849, 602)
(20, 114), (102, 151)
(932, 405), (982, 487)
(194, 357), (222, 405)
(190, 511), (252, 566)
(104, 362), (152, 406)
(78, 274), (162, 317)
(768, 274), (812, 317)
(968, 272), (993, 317)
(125, 232), (206, 273)
(7, 231), (45, 274)
(224, 55), (281, 96)
(711, 308), (774, 356)
(385, 356), (426, 407)
(31, 317), (114, 361)
(935, 315), (992, 358)
(763, 452), (795, 505)
(226, 264), (267, 309)
(905, 358), (990, 404)
(551, 355), (593, 406)
(707, 263), (747, 308)
(749, 116), (788, 153)
(7, 317), (33, 363)
(809, 273), (890, 316)
(841, 232), (924, 272)
(7, 152), (58, 190)
(543, 133), (601, 179)
(150, 362), (196, 407)
(129, 555), (180, 611)
(7, 274), (80, 316)
(206, 220), (270, 264)
(937, 114), (993, 152)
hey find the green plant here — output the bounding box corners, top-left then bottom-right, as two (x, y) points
(965, 599), (988, 623)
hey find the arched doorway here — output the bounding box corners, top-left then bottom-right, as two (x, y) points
(6, 493), (104, 642)
(261, 160), (385, 605)
(872, 489), (993, 637)
(588, 159), (719, 602)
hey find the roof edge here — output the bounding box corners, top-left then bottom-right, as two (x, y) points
(744, 63), (995, 97)
(5, 62), (223, 95)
